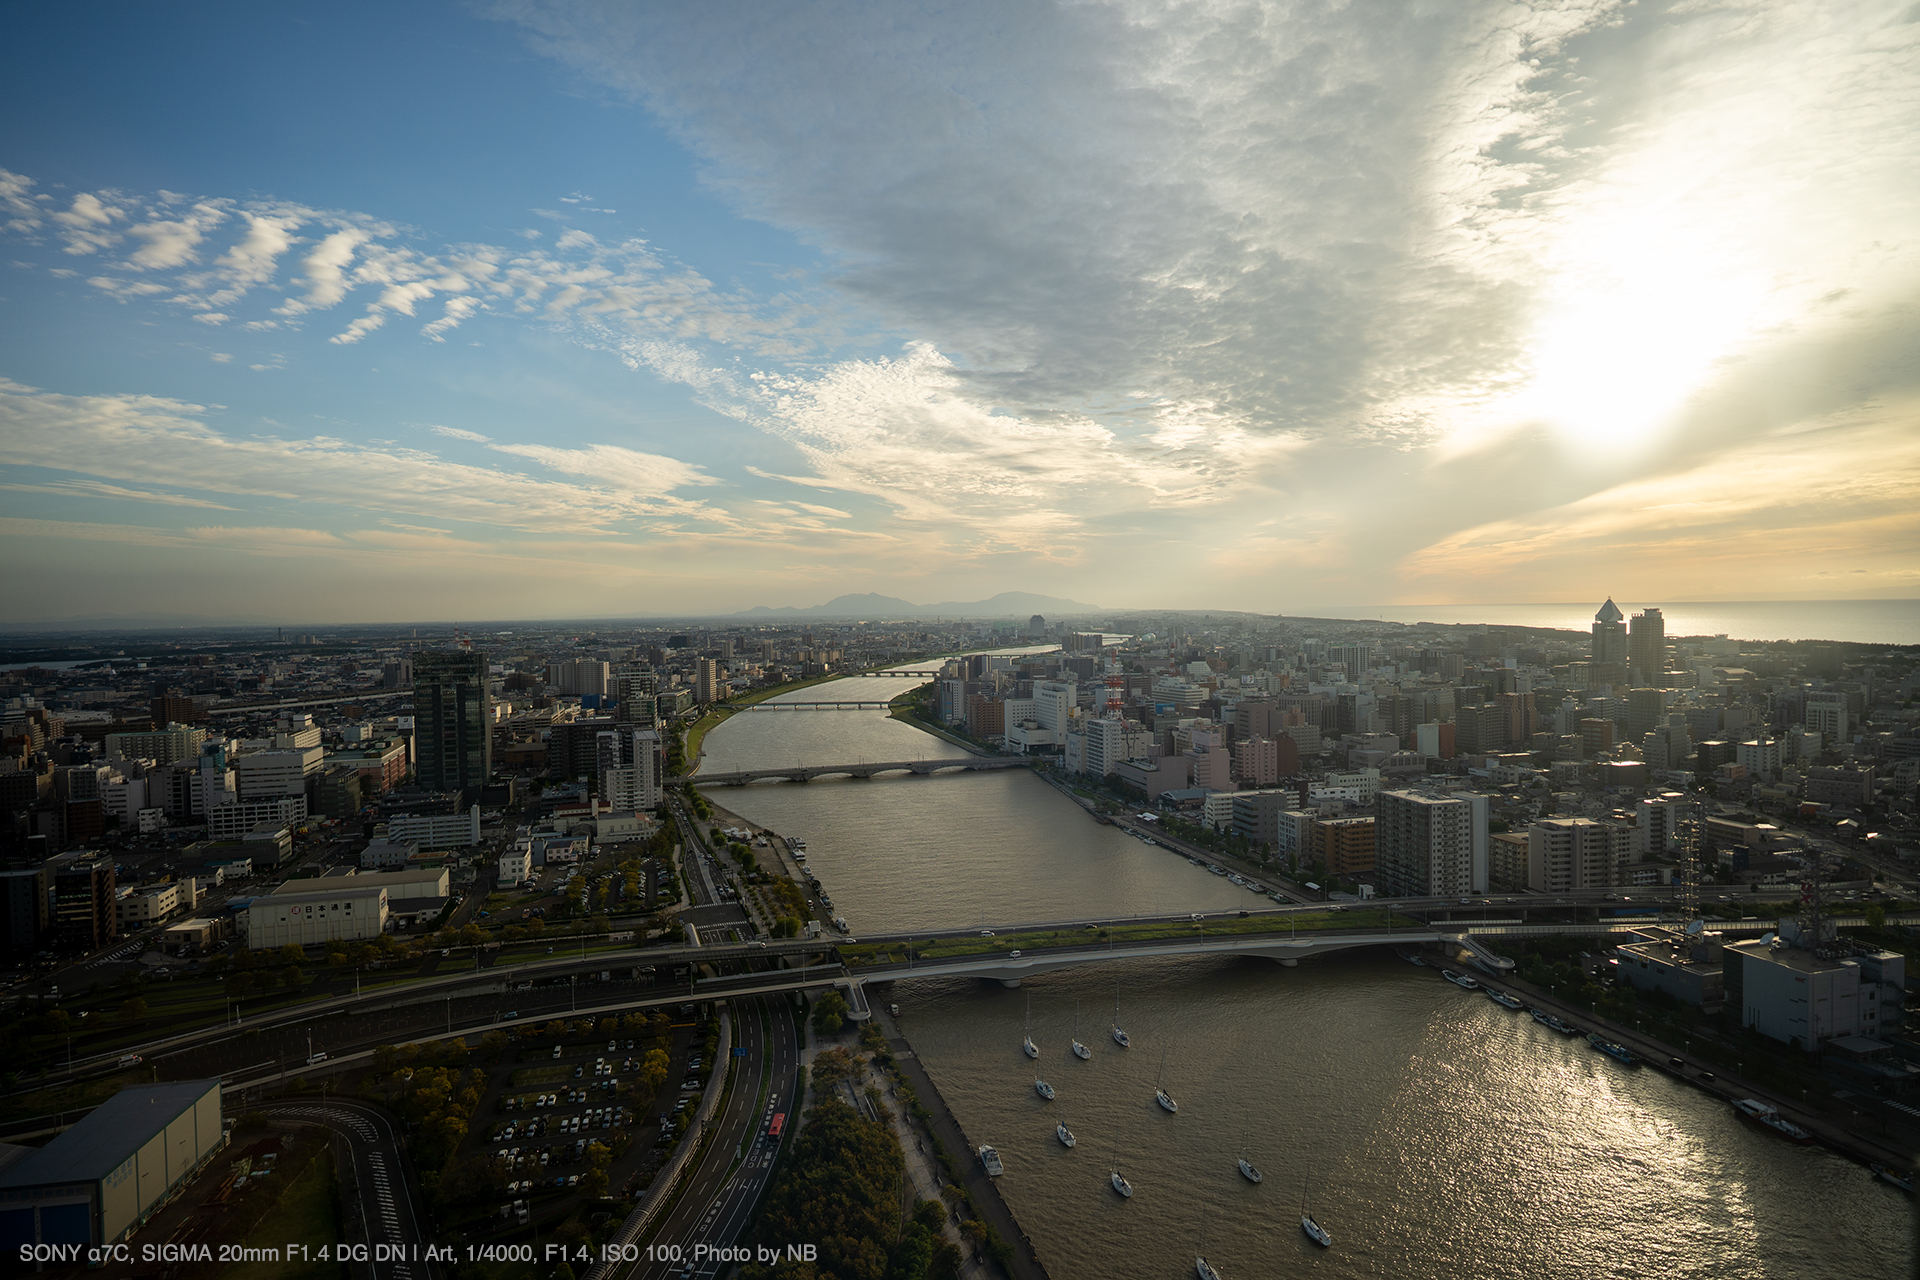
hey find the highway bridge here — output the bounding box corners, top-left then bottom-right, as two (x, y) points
(690, 756), (1031, 785)
(710, 698), (898, 710)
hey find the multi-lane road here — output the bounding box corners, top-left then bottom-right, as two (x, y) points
(263, 1098), (437, 1280)
(612, 995), (801, 1280)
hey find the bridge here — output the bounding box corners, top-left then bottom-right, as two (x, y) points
(711, 699), (898, 710)
(691, 757), (1031, 785)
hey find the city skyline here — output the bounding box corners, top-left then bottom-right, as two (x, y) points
(3, 1), (1918, 624)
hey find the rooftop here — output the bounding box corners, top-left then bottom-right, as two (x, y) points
(0, 1081), (219, 1188)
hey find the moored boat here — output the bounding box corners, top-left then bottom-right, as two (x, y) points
(1396, 948), (1426, 967)
(1111, 1170), (1133, 1197)
(1196, 1257), (1222, 1280)
(1156, 1087), (1178, 1114)
(1486, 989), (1524, 1010)
(979, 1145), (1004, 1176)
(1057, 1122), (1076, 1148)
(1024, 1036), (1039, 1060)
(1873, 1163), (1914, 1193)
(1238, 1157), (1263, 1184)
(1731, 1098), (1812, 1142)
(1441, 969), (1480, 990)
(1035, 1078), (1055, 1100)
(1301, 1214), (1332, 1248)
(1587, 1033), (1637, 1065)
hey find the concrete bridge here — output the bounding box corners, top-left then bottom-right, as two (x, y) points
(711, 699), (898, 710)
(691, 757), (1031, 785)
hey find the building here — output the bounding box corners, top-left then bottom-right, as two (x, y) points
(1526, 817), (1629, 893)
(498, 846), (532, 888)
(0, 1080), (225, 1248)
(611, 670), (658, 728)
(1805, 765), (1875, 807)
(232, 747), (324, 800)
(1735, 739), (1782, 780)
(0, 864), (49, 952)
(1722, 937), (1877, 1050)
(1637, 793), (1686, 858)
(1803, 690), (1848, 744)
(1579, 718), (1616, 757)
(1627, 688), (1666, 742)
(311, 764), (364, 818)
(1315, 816), (1376, 876)
(114, 881), (190, 930)
(1230, 790), (1297, 849)
(595, 729), (664, 811)
(1628, 607), (1666, 684)
(1375, 789), (1489, 897)
(358, 840), (420, 870)
(548, 718), (615, 781)
(246, 884), (387, 949)
(206, 796), (304, 841)
(1075, 717), (1151, 778)
(1616, 930), (1725, 1007)
(695, 658), (722, 705)
(273, 867), (449, 904)
(1590, 598), (1627, 689)
(413, 649), (491, 791)
(101, 725), (206, 766)
(1488, 830), (1529, 891)
(1414, 722), (1455, 760)
(383, 804), (482, 848)
(52, 857), (117, 952)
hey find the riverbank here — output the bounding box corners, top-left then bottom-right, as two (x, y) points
(1409, 940), (1920, 1175)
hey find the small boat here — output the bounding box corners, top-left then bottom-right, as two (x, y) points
(1113, 984), (1131, 1047)
(1529, 1008), (1577, 1034)
(1587, 1033), (1637, 1065)
(1023, 992), (1039, 1059)
(1872, 1163), (1914, 1193)
(1441, 969), (1480, 990)
(1731, 1098), (1812, 1143)
(1486, 989), (1524, 1010)
(888, 1003), (901, 1017)
(1035, 1078), (1055, 1101)
(1196, 1258), (1222, 1280)
(1238, 1157), (1263, 1184)
(1156, 1087), (1178, 1114)
(979, 1145), (1004, 1177)
(1228, 874), (1246, 886)
(1301, 1214), (1332, 1248)
(1111, 1170), (1133, 1197)
(1072, 1003), (1091, 1060)
(1396, 949), (1426, 967)
(1057, 1122), (1076, 1148)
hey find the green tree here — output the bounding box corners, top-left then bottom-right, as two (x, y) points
(279, 944), (305, 967)
(1866, 902), (1888, 928)
(811, 990), (849, 1036)
(224, 972), (255, 1000)
(119, 997), (149, 1022)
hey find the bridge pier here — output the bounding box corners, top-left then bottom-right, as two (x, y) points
(1274, 958), (1299, 967)
(997, 978), (1021, 989)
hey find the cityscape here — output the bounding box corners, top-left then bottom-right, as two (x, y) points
(4, 3), (1919, 1280)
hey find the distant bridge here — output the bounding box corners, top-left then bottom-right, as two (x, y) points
(691, 757), (1031, 785)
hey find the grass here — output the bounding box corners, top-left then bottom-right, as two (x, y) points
(224, 1148), (344, 1280)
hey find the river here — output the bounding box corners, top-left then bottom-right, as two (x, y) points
(697, 662), (1913, 1278)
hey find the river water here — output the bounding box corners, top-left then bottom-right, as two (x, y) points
(699, 665), (1913, 1278)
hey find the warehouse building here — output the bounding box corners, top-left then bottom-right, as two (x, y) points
(0, 1080), (225, 1248)
(273, 866), (449, 904)
(246, 884), (387, 949)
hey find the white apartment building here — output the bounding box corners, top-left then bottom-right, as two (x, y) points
(1377, 789), (1489, 897)
(206, 796), (306, 840)
(1526, 817), (1630, 894)
(498, 846), (533, 887)
(232, 747), (325, 800)
(384, 805), (483, 847)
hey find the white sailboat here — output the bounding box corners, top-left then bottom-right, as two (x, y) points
(1072, 1002), (1091, 1060)
(1196, 1202), (1223, 1280)
(1111, 1169), (1133, 1198)
(1035, 1077), (1055, 1100)
(1155, 1045), (1178, 1113)
(1112, 982), (1131, 1048)
(1023, 992), (1039, 1060)
(1237, 1121), (1262, 1183)
(1300, 1177), (1331, 1247)
(1056, 1120), (1076, 1147)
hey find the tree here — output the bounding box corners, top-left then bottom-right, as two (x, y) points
(590, 914), (612, 935)
(279, 944), (305, 967)
(809, 1046), (857, 1094)
(285, 967), (307, 992)
(224, 972), (255, 1000)
(811, 990), (849, 1036)
(580, 1166), (609, 1198)
(119, 997), (148, 1022)
(1866, 902), (1887, 928)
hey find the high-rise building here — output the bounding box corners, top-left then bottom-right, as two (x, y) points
(1315, 816), (1376, 876)
(612, 670), (659, 728)
(1376, 789), (1488, 897)
(1628, 607), (1666, 684)
(1079, 717), (1150, 777)
(413, 650), (491, 791)
(695, 658), (722, 705)
(1526, 818), (1629, 893)
(1804, 691), (1848, 744)
(1328, 644), (1372, 684)
(597, 729), (664, 810)
(52, 856), (117, 952)
(1627, 688), (1666, 741)
(1591, 598), (1627, 689)
(0, 864), (49, 953)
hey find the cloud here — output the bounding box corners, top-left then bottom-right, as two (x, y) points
(488, 441), (717, 493)
(430, 425), (492, 442)
(51, 191), (125, 255)
(126, 203), (227, 270)
(0, 478), (237, 509)
(0, 378), (721, 535)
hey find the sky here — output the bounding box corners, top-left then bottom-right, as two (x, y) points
(1, 0), (1916, 625)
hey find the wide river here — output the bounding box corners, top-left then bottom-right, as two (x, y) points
(698, 663), (1913, 1278)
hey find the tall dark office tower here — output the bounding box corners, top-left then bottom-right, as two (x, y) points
(413, 650), (491, 791)
(1590, 598), (1627, 689)
(1628, 607), (1666, 684)
(52, 857), (116, 952)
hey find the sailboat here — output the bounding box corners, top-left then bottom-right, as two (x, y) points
(1236, 1120), (1262, 1183)
(1112, 982), (1131, 1048)
(1300, 1177), (1332, 1247)
(1056, 1119), (1076, 1147)
(1155, 1046), (1178, 1113)
(1111, 1169), (1133, 1198)
(1035, 1077), (1055, 1100)
(1196, 1202), (1223, 1280)
(1072, 1002), (1091, 1060)
(1023, 992), (1039, 1060)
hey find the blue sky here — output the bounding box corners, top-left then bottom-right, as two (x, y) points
(2, 0), (1916, 623)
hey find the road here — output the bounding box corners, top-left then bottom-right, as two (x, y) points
(623, 995), (800, 1280)
(262, 1098), (437, 1280)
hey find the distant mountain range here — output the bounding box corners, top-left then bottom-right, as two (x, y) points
(736, 591), (1102, 619)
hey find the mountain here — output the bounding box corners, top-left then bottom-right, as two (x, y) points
(736, 591), (1102, 619)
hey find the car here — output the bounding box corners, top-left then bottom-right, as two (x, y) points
(979, 929), (995, 937)
(1700, 1072), (1715, 1082)
(1007, 949), (1023, 958)
(306, 1052), (329, 1064)
(1190, 913), (1204, 921)
(1669, 1057), (1684, 1068)
(1084, 923), (1099, 930)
